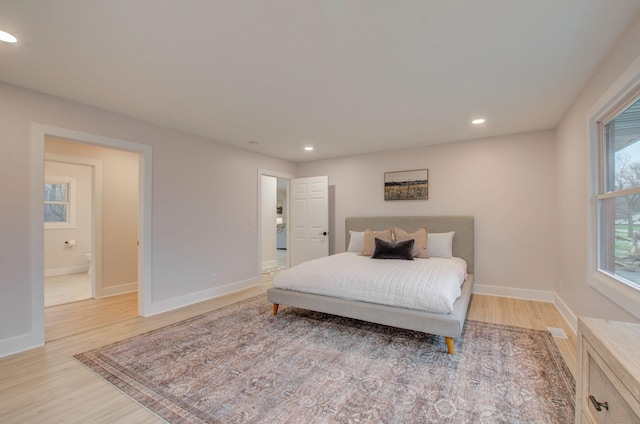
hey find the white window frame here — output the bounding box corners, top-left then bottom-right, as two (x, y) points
(44, 175), (76, 229)
(588, 57), (640, 319)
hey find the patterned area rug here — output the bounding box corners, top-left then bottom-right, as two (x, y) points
(75, 295), (574, 423)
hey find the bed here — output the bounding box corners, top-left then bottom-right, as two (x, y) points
(267, 216), (474, 354)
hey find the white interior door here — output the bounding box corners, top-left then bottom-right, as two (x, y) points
(290, 176), (329, 266)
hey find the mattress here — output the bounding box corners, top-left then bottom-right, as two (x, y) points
(272, 252), (467, 314)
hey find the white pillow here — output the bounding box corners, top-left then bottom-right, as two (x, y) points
(347, 231), (365, 253)
(427, 231), (455, 258)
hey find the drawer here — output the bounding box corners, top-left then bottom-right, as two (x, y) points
(583, 341), (640, 423)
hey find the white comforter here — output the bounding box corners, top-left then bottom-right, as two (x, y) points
(272, 252), (467, 314)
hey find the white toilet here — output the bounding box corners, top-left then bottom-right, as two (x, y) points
(84, 253), (93, 276)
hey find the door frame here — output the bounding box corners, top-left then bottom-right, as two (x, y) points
(30, 124), (153, 346)
(258, 169), (294, 279)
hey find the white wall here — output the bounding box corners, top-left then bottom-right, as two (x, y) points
(299, 130), (558, 295)
(44, 161), (92, 275)
(0, 82), (297, 357)
(555, 12), (640, 323)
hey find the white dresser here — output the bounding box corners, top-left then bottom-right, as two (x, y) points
(576, 317), (640, 423)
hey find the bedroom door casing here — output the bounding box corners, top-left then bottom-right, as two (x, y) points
(290, 176), (328, 266)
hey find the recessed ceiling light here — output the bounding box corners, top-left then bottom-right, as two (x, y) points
(0, 30), (17, 44)
(472, 118), (486, 125)
(304, 146), (314, 151)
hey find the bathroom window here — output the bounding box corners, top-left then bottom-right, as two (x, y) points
(44, 175), (76, 229)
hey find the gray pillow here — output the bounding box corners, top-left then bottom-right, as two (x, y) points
(372, 238), (415, 260)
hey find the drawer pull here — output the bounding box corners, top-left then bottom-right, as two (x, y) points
(589, 395), (609, 412)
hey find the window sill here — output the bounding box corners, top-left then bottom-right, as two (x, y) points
(588, 271), (640, 319)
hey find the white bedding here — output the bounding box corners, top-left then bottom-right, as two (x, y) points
(272, 252), (467, 314)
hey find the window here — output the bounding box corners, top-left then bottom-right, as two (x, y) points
(44, 175), (76, 229)
(588, 58), (640, 320)
(596, 95), (640, 290)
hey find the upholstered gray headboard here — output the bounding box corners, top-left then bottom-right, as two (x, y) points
(345, 216), (474, 274)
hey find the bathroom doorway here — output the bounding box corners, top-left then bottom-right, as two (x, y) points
(30, 123), (152, 347)
(44, 137), (139, 309)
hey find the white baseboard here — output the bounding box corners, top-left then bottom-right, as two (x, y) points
(143, 276), (261, 316)
(473, 283), (555, 302)
(261, 260), (279, 272)
(44, 265), (90, 277)
(553, 293), (578, 334)
(0, 331), (43, 359)
(96, 282), (138, 298)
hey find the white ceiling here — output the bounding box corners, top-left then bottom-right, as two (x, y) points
(1, 1), (639, 162)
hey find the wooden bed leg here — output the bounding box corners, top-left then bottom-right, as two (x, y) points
(445, 337), (455, 355)
(273, 304), (279, 315)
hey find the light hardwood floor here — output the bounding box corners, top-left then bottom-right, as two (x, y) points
(45, 292), (139, 342)
(1, 283), (577, 423)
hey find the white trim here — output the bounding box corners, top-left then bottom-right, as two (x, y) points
(138, 141), (153, 317)
(586, 56), (640, 319)
(144, 277), (260, 316)
(597, 186), (640, 199)
(589, 272), (640, 320)
(25, 126), (46, 354)
(553, 293), (578, 334)
(44, 265), (89, 277)
(96, 282), (138, 298)
(0, 333), (44, 359)
(14, 123), (153, 358)
(261, 259), (280, 272)
(472, 283), (555, 302)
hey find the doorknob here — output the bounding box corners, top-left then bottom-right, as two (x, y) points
(319, 231), (327, 236)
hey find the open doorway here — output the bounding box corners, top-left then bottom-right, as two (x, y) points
(259, 170), (294, 281)
(258, 171), (330, 279)
(43, 137), (140, 339)
(276, 178), (288, 269)
(29, 123), (153, 349)
(44, 137), (139, 307)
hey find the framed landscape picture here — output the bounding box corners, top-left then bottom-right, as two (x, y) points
(384, 169), (429, 201)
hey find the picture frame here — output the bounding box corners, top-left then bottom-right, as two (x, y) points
(384, 169), (429, 201)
